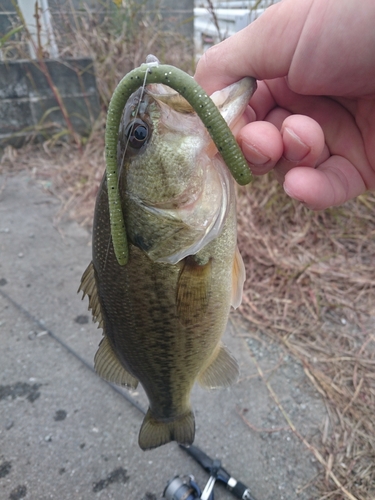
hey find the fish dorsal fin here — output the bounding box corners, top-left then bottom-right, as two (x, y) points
(78, 261), (103, 329)
(231, 246), (246, 309)
(94, 336), (139, 389)
(197, 343), (239, 389)
(176, 256), (212, 326)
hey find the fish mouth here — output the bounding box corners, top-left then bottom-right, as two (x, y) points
(205, 76), (256, 158)
(211, 77), (256, 128)
(144, 77), (256, 212)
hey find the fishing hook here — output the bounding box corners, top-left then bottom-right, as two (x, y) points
(105, 59), (256, 266)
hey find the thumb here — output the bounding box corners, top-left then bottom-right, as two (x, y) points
(194, 0), (310, 94)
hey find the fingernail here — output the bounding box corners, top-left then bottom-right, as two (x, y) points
(241, 142), (270, 166)
(283, 182), (304, 203)
(283, 127), (310, 162)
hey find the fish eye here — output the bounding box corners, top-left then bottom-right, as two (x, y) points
(126, 120), (149, 149)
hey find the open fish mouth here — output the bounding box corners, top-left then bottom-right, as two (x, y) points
(141, 77), (255, 212)
(140, 78), (255, 264)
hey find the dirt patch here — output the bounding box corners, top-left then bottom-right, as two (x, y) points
(0, 382), (41, 403)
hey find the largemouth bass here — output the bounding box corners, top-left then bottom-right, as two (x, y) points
(79, 75), (256, 450)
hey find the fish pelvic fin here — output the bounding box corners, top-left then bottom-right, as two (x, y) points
(198, 343), (239, 389)
(138, 409), (195, 451)
(94, 336), (139, 389)
(176, 256), (212, 326)
(78, 261), (103, 329)
(231, 246), (246, 309)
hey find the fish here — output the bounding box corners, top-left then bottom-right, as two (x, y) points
(79, 75), (256, 450)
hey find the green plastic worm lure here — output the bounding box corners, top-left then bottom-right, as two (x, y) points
(105, 57), (256, 265)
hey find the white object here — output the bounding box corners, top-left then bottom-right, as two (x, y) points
(194, 0), (281, 55)
(17, 0), (58, 58)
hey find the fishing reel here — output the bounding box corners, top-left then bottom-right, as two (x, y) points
(164, 475), (204, 500)
(163, 448), (258, 500)
(163, 466), (218, 500)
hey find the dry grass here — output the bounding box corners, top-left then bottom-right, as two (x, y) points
(2, 3), (375, 499)
(51, 0), (195, 109)
(1, 0), (194, 146)
(1, 0), (194, 221)
(236, 178), (375, 499)
(3, 144), (375, 499)
(0, 127), (103, 226)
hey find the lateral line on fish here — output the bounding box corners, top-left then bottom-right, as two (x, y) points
(103, 230), (112, 273)
(105, 59), (257, 266)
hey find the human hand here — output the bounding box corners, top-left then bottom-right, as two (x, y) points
(195, 0), (375, 209)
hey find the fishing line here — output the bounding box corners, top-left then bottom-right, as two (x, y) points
(104, 59), (256, 266)
(0, 288), (146, 415)
(104, 67), (151, 272)
(0, 287), (258, 499)
(118, 67), (149, 179)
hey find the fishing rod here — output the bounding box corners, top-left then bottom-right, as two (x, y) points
(0, 288), (258, 500)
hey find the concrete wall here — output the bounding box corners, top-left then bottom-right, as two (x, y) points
(0, 1), (19, 51)
(0, 58), (100, 147)
(0, 0), (194, 148)
(0, 0), (16, 31)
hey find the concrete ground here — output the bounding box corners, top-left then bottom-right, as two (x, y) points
(0, 172), (326, 500)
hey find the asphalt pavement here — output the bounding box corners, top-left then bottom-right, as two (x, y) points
(0, 172), (326, 500)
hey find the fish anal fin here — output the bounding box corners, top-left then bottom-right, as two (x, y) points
(231, 246), (246, 309)
(138, 408), (195, 450)
(78, 261), (104, 328)
(198, 343), (239, 389)
(176, 256), (212, 326)
(94, 336), (139, 389)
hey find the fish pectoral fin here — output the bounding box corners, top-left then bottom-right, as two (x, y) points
(176, 256), (212, 325)
(138, 409), (195, 450)
(231, 246), (246, 309)
(198, 343), (239, 389)
(94, 336), (139, 389)
(78, 261), (103, 329)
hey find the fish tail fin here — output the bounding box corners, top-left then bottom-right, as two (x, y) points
(138, 409), (195, 450)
